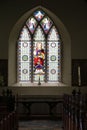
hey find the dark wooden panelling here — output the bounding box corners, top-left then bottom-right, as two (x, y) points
(72, 59), (87, 86)
(0, 59), (8, 86)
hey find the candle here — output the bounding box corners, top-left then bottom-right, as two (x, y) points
(78, 66), (81, 86)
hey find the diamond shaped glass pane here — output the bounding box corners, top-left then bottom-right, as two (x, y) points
(26, 17), (37, 34)
(34, 10), (45, 21)
(40, 17), (53, 34)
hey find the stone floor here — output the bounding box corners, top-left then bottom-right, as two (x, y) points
(19, 128), (62, 130)
(18, 120), (63, 130)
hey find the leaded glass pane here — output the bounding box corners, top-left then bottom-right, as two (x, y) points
(47, 26), (61, 82)
(19, 62), (30, 82)
(47, 41), (58, 82)
(47, 63), (58, 82)
(33, 26), (45, 41)
(19, 26), (31, 41)
(48, 26), (59, 40)
(26, 17), (37, 34)
(34, 10), (45, 21)
(40, 17), (53, 34)
(17, 40), (31, 82)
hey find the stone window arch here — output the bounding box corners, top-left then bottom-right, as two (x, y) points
(8, 6), (71, 86)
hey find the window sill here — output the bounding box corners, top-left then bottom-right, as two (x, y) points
(11, 82), (67, 87)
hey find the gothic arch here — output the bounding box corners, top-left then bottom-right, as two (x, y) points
(8, 6), (71, 86)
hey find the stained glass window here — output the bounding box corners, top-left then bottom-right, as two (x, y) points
(17, 10), (61, 84)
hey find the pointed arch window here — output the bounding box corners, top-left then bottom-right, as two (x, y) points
(17, 9), (61, 83)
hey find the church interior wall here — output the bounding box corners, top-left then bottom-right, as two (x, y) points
(0, 0), (87, 96)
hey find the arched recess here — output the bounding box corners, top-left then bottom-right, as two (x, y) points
(8, 6), (71, 86)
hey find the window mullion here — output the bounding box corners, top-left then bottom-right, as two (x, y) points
(31, 39), (34, 82)
(45, 40), (47, 82)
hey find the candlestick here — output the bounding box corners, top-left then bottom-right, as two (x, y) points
(38, 74), (41, 85)
(78, 66), (81, 86)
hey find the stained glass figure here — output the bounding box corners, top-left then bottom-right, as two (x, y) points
(34, 42), (45, 74)
(40, 17), (52, 33)
(26, 17), (37, 34)
(34, 10), (45, 21)
(33, 26), (45, 82)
